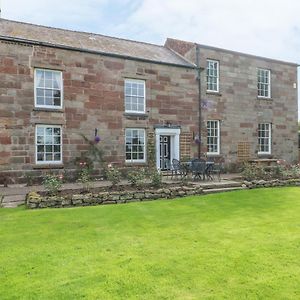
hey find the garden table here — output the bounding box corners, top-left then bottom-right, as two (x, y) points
(181, 160), (215, 180)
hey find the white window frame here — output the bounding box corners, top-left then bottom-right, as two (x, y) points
(258, 123), (272, 155)
(207, 120), (220, 155)
(124, 78), (146, 114)
(34, 68), (63, 109)
(257, 68), (271, 99)
(35, 125), (63, 164)
(125, 128), (146, 163)
(206, 59), (219, 92)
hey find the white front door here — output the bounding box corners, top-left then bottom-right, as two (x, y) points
(155, 128), (180, 170)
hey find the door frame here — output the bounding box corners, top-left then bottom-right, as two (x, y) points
(155, 127), (180, 170)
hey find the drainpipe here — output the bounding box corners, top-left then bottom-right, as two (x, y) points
(196, 44), (202, 159)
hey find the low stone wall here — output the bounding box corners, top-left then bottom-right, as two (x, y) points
(26, 186), (204, 209)
(242, 178), (300, 189)
(26, 178), (300, 209)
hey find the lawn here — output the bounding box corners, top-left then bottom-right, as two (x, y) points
(0, 187), (300, 300)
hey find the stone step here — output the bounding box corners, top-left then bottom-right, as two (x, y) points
(200, 182), (242, 189)
(1, 194), (26, 208)
(202, 186), (246, 194)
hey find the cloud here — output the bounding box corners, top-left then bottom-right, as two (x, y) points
(118, 0), (300, 63)
(3, 0), (300, 63)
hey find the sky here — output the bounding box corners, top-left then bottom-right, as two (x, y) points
(1, 0), (300, 119)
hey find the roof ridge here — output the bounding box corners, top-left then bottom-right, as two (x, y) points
(0, 18), (167, 49)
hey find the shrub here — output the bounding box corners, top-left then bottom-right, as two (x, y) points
(127, 169), (145, 187)
(43, 174), (62, 195)
(285, 164), (300, 178)
(25, 172), (34, 186)
(242, 163), (273, 180)
(242, 162), (300, 181)
(106, 166), (121, 187)
(77, 167), (93, 192)
(150, 169), (163, 187)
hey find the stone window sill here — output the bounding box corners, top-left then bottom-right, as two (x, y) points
(33, 108), (65, 113)
(206, 91), (222, 96)
(257, 97), (273, 101)
(125, 161), (147, 166)
(33, 164), (64, 169)
(124, 112), (149, 119)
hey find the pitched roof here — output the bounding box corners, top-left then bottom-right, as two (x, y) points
(165, 38), (299, 67)
(0, 19), (195, 68)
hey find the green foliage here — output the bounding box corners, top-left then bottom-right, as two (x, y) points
(73, 134), (105, 176)
(80, 133), (104, 163)
(149, 169), (162, 187)
(106, 167), (121, 187)
(42, 174), (62, 195)
(77, 167), (93, 192)
(127, 169), (145, 187)
(147, 137), (156, 168)
(25, 172), (34, 186)
(242, 162), (300, 181)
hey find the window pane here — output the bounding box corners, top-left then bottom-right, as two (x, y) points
(37, 136), (44, 144)
(37, 153), (44, 161)
(36, 97), (44, 105)
(53, 128), (60, 135)
(53, 136), (61, 144)
(54, 98), (61, 106)
(37, 145), (44, 152)
(46, 153), (53, 161)
(45, 98), (53, 106)
(45, 145), (53, 152)
(36, 70), (44, 87)
(54, 153), (61, 161)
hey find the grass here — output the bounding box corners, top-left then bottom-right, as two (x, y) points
(1, 187), (300, 299)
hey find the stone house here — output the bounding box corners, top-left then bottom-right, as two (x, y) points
(0, 19), (298, 182)
(165, 39), (299, 166)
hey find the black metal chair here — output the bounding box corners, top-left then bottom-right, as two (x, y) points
(191, 159), (207, 180)
(171, 158), (183, 179)
(207, 158), (222, 181)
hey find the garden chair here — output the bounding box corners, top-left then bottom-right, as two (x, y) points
(207, 158), (222, 181)
(171, 158), (184, 179)
(191, 160), (207, 180)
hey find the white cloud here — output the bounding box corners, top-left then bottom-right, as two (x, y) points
(120, 0), (300, 63)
